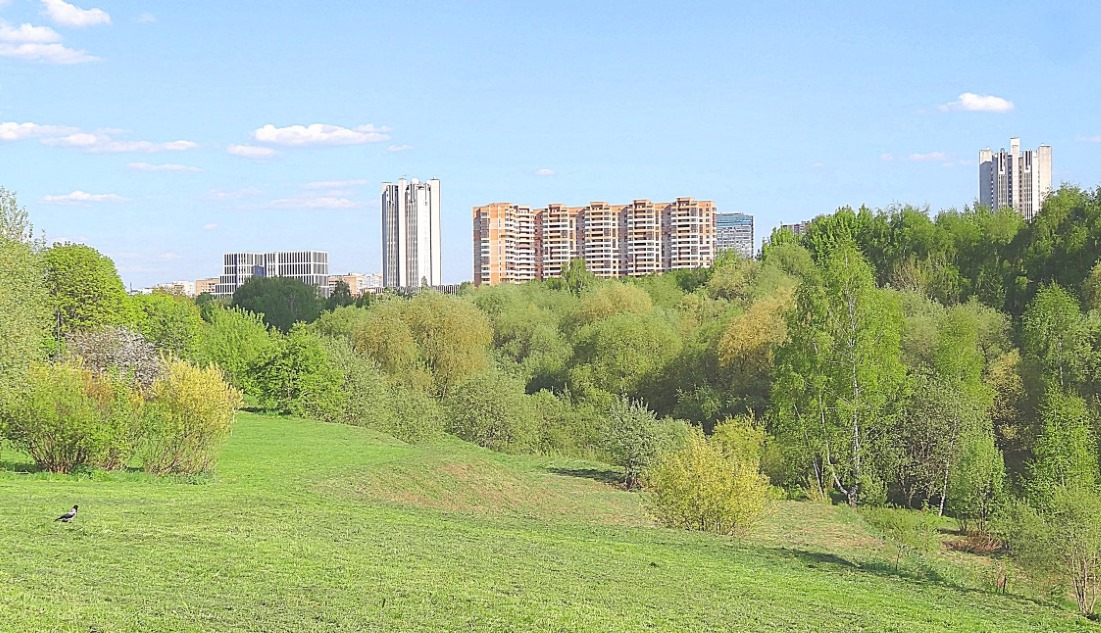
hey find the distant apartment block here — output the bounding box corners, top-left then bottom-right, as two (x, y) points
(154, 280), (196, 296)
(194, 277), (218, 296)
(328, 272), (382, 297)
(979, 137), (1052, 222)
(473, 197), (715, 286)
(715, 212), (754, 259)
(213, 251), (330, 298)
(780, 220), (810, 236)
(382, 178), (441, 289)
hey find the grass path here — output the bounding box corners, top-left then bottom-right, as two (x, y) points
(0, 413), (1092, 631)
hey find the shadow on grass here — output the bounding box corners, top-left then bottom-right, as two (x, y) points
(545, 467), (623, 486)
(772, 546), (1053, 610)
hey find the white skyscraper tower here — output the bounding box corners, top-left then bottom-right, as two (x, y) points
(381, 178), (442, 288)
(979, 137), (1052, 222)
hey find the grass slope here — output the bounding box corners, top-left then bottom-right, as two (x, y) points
(0, 413), (1092, 632)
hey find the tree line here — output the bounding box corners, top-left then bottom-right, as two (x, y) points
(4, 184), (1101, 614)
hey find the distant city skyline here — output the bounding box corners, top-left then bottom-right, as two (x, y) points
(1, 3), (1099, 289)
(979, 137), (1052, 222)
(382, 177), (442, 288)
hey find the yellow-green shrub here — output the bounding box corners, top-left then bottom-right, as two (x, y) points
(645, 426), (769, 535)
(141, 359), (242, 474)
(2, 360), (142, 473)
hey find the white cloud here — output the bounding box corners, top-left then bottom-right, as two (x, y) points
(0, 121), (77, 141)
(269, 195), (360, 210)
(534, 168), (555, 176)
(879, 153), (893, 161)
(227, 143), (277, 158)
(206, 187), (262, 201)
(159, 251), (181, 260)
(304, 179), (370, 189)
(939, 92), (1014, 113)
(42, 190), (126, 204)
(909, 152), (947, 161)
(202, 223), (218, 230)
(387, 144), (413, 153)
(43, 132), (196, 152)
(252, 123), (390, 146)
(0, 41), (97, 63)
(41, 0), (111, 27)
(128, 161), (201, 172)
(0, 21), (62, 43)
(135, 12), (156, 24)
(1076, 135), (1101, 144)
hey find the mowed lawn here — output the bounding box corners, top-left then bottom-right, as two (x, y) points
(0, 413), (1092, 632)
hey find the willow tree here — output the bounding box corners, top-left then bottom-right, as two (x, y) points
(773, 242), (905, 506)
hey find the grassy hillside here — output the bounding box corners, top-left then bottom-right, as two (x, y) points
(0, 413), (1091, 632)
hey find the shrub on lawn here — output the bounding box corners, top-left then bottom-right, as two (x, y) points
(645, 424), (769, 535)
(2, 360), (143, 473)
(140, 359), (242, 474)
(445, 369), (537, 452)
(861, 505), (941, 571)
(604, 397), (691, 488)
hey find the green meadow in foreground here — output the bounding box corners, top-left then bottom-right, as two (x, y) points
(0, 413), (1092, 632)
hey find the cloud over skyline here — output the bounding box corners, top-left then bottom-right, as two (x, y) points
(251, 123), (391, 146)
(939, 92), (1014, 112)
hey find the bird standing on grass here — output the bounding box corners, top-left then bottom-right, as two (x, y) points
(55, 505), (78, 523)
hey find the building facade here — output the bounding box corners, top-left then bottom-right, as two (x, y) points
(213, 251), (329, 298)
(979, 137), (1052, 222)
(154, 280), (196, 296)
(382, 178), (442, 288)
(327, 272), (382, 297)
(780, 220), (810, 236)
(473, 197), (715, 286)
(194, 277), (218, 296)
(714, 212), (754, 259)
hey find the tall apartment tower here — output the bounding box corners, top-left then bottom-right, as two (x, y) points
(382, 178), (442, 288)
(979, 138), (1052, 222)
(715, 212), (754, 259)
(473, 197), (715, 286)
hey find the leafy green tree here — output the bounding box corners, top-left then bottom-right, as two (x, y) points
(325, 280), (354, 311)
(1021, 284), (1092, 392)
(547, 258), (596, 295)
(132, 291), (204, 358)
(350, 300), (429, 389)
(256, 323), (342, 416)
(947, 431), (1006, 535)
(772, 243), (905, 506)
(0, 187), (48, 408)
(43, 243), (133, 336)
(1028, 390), (1098, 497)
(998, 487), (1101, 616)
(568, 312), (681, 400)
(231, 275), (323, 333)
(195, 306), (279, 399)
(401, 292), (493, 397)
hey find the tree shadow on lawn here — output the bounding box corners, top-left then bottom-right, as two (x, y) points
(771, 546), (1051, 610)
(544, 466), (624, 486)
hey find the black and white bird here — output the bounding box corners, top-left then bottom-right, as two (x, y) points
(55, 505), (78, 523)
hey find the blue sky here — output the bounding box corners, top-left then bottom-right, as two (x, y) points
(1, 1), (1099, 288)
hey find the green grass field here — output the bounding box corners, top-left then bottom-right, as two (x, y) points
(0, 413), (1093, 632)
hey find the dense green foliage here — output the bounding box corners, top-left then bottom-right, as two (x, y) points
(231, 275), (323, 333)
(0, 188), (48, 407)
(43, 243), (133, 336)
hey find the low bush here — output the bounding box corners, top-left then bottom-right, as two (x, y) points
(645, 425), (769, 535)
(140, 359), (242, 474)
(2, 360), (142, 473)
(445, 370), (537, 452)
(861, 505), (941, 571)
(604, 398), (690, 488)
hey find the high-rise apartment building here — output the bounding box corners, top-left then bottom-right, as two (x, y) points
(194, 277), (218, 296)
(473, 197), (715, 286)
(715, 212), (754, 259)
(979, 137), (1052, 222)
(382, 178), (442, 288)
(780, 220), (810, 236)
(213, 251), (329, 298)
